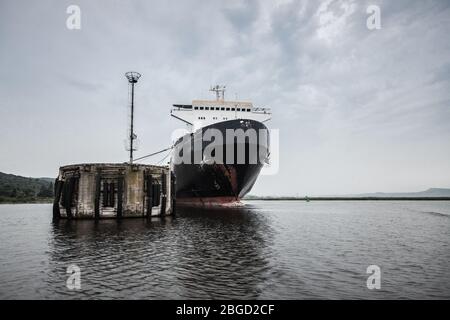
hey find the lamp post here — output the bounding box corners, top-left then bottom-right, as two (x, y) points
(125, 71), (141, 163)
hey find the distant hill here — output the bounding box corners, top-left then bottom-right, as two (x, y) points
(0, 172), (54, 203)
(348, 188), (450, 198)
(245, 188), (450, 200)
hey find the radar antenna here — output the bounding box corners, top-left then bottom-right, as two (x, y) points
(209, 85), (226, 101)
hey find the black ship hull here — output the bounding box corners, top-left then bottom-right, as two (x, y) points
(172, 119), (269, 206)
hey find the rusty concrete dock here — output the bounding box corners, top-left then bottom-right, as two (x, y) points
(53, 163), (175, 219)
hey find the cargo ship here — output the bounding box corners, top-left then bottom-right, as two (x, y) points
(170, 86), (271, 206)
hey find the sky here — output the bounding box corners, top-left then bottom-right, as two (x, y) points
(0, 0), (449, 196)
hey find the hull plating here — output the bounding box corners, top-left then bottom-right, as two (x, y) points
(173, 119), (269, 205)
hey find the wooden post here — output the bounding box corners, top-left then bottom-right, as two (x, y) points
(171, 172), (176, 216)
(53, 178), (63, 220)
(63, 177), (73, 219)
(146, 175), (152, 217)
(117, 176), (124, 218)
(94, 173), (101, 219)
(160, 173), (167, 215)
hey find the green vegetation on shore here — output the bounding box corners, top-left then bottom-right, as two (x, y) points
(0, 172), (54, 204)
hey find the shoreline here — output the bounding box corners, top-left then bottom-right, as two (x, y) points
(244, 197), (450, 201)
(0, 199), (53, 205)
(2, 198), (450, 205)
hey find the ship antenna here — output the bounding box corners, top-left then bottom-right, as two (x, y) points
(125, 71), (141, 164)
(209, 85), (226, 101)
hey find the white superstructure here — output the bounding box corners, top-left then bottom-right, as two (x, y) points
(171, 86), (272, 131)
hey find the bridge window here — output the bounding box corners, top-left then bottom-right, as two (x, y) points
(194, 106), (198, 110)
(221, 107), (225, 111)
(226, 108), (230, 111)
(205, 107), (210, 110)
(237, 108), (241, 111)
(231, 108), (235, 111)
(247, 108), (251, 112)
(200, 107), (204, 110)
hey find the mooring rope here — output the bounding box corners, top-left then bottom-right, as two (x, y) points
(156, 150), (172, 165)
(132, 146), (173, 163)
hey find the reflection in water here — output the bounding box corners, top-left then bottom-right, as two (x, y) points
(48, 206), (273, 299)
(1, 201), (450, 299)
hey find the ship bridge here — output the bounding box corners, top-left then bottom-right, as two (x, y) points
(171, 86), (271, 131)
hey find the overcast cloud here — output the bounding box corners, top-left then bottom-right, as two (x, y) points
(1, 0), (449, 196)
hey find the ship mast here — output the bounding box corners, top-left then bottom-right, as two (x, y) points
(209, 85), (226, 101)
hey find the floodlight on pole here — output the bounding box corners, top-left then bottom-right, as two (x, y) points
(125, 71), (141, 163)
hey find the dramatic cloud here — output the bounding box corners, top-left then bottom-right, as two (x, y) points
(0, 0), (449, 195)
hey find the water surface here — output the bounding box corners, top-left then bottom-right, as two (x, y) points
(0, 201), (449, 299)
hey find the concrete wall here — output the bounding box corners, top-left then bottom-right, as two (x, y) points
(54, 163), (172, 219)
(77, 169), (96, 217)
(124, 168), (144, 216)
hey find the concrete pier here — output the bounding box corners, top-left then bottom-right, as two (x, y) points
(53, 163), (175, 219)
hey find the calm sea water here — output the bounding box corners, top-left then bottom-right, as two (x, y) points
(0, 201), (449, 299)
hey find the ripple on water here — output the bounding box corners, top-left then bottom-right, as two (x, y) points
(0, 202), (449, 299)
